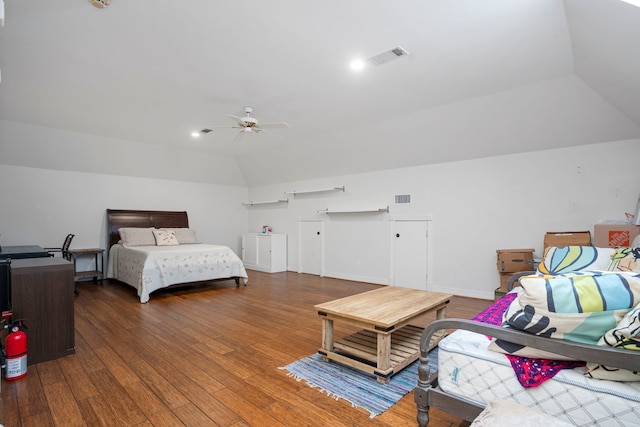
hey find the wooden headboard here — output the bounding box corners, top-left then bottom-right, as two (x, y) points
(106, 209), (189, 249)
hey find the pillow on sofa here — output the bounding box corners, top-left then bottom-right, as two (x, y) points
(607, 247), (640, 274)
(152, 229), (179, 246)
(489, 273), (640, 359)
(118, 227), (156, 247)
(537, 246), (615, 275)
(160, 228), (200, 244)
(585, 302), (640, 381)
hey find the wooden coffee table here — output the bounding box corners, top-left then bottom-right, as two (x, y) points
(315, 287), (452, 383)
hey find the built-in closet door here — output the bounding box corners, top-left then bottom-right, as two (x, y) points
(390, 217), (430, 291)
(298, 220), (323, 276)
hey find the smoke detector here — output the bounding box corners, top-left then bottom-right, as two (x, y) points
(89, 0), (110, 8)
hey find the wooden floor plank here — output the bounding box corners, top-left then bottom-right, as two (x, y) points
(88, 369), (148, 426)
(1, 271), (490, 426)
(42, 381), (86, 427)
(14, 366), (50, 419)
(76, 395), (119, 426)
(213, 388), (287, 427)
(171, 401), (221, 427)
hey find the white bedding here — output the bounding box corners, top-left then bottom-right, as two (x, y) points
(437, 329), (640, 426)
(107, 243), (248, 303)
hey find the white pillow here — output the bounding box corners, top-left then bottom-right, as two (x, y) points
(160, 228), (199, 244)
(160, 228), (200, 245)
(118, 227), (156, 246)
(152, 229), (179, 246)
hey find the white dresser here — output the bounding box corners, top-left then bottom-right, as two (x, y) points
(241, 233), (287, 273)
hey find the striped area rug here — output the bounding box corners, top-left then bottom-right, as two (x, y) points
(279, 351), (437, 418)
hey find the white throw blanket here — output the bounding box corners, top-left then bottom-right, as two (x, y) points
(107, 243), (248, 302)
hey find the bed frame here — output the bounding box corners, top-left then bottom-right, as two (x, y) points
(106, 209), (190, 250)
(105, 209), (243, 297)
(414, 319), (640, 427)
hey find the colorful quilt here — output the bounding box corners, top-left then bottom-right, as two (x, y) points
(472, 293), (584, 388)
(536, 246), (614, 275)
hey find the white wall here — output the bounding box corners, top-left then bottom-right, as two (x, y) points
(0, 165), (248, 256)
(245, 139), (640, 300)
(2, 116), (638, 301)
(0, 119), (247, 187)
(0, 119), (250, 270)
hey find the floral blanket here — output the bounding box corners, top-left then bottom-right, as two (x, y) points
(471, 293), (584, 388)
(107, 243), (248, 303)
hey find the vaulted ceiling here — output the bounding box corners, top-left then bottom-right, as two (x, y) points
(1, 0), (639, 186)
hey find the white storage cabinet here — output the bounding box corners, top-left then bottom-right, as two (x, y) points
(241, 233), (287, 273)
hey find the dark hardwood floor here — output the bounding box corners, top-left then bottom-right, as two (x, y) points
(1, 271), (492, 427)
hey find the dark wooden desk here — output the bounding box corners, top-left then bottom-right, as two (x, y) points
(0, 245), (49, 260)
(10, 257), (75, 364)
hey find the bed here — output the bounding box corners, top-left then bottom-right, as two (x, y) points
(415, 246), (640, 427)
(106, 209), (248, 303)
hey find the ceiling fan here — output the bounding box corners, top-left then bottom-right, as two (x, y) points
(197, 106), (290, 141)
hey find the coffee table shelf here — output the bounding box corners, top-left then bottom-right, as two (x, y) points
(315, 287), (452, 383)
(334, 324), (422, 372)
(334, 325), (421, 365)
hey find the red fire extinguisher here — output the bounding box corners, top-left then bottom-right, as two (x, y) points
(5, 320), (28, 380)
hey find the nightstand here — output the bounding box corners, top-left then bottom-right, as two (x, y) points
(69, 248), (104, 285)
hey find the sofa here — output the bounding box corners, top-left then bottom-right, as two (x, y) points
(415, 245), (640, 427)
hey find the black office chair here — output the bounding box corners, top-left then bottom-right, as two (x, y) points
(45, 234), (75, 260)
(45, 234), (79, 295)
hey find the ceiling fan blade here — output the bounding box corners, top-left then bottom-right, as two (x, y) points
(258, 121), (290, 129)
(201, 125), (235, 132)
(228, 115), (249, 127)
(232, 130), (245, 142)
(195, 126), (233, 136)
(254, 127), (283, 138)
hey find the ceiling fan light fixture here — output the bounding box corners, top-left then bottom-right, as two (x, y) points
(197, 106), (288, 142)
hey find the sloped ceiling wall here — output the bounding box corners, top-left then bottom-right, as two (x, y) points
(0, 0), (638, 187)
(564, 0), (640, 125)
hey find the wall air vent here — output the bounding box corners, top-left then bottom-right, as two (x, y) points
(395, 194), (411, 204)
(368, 46), (409, 66)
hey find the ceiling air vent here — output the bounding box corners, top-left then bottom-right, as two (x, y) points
(368, 46), (409, 66)
(200, 128), (213, 133)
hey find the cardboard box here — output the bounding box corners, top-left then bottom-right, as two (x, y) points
(499, 272), (525, 291)
(543, 231), (591, 249)
(594, 222), (640, 247)
(496, 249), (534, 273)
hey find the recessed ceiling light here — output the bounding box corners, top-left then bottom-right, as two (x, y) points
(350, 59), (365, 71)
(191, 131), (200, 138)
